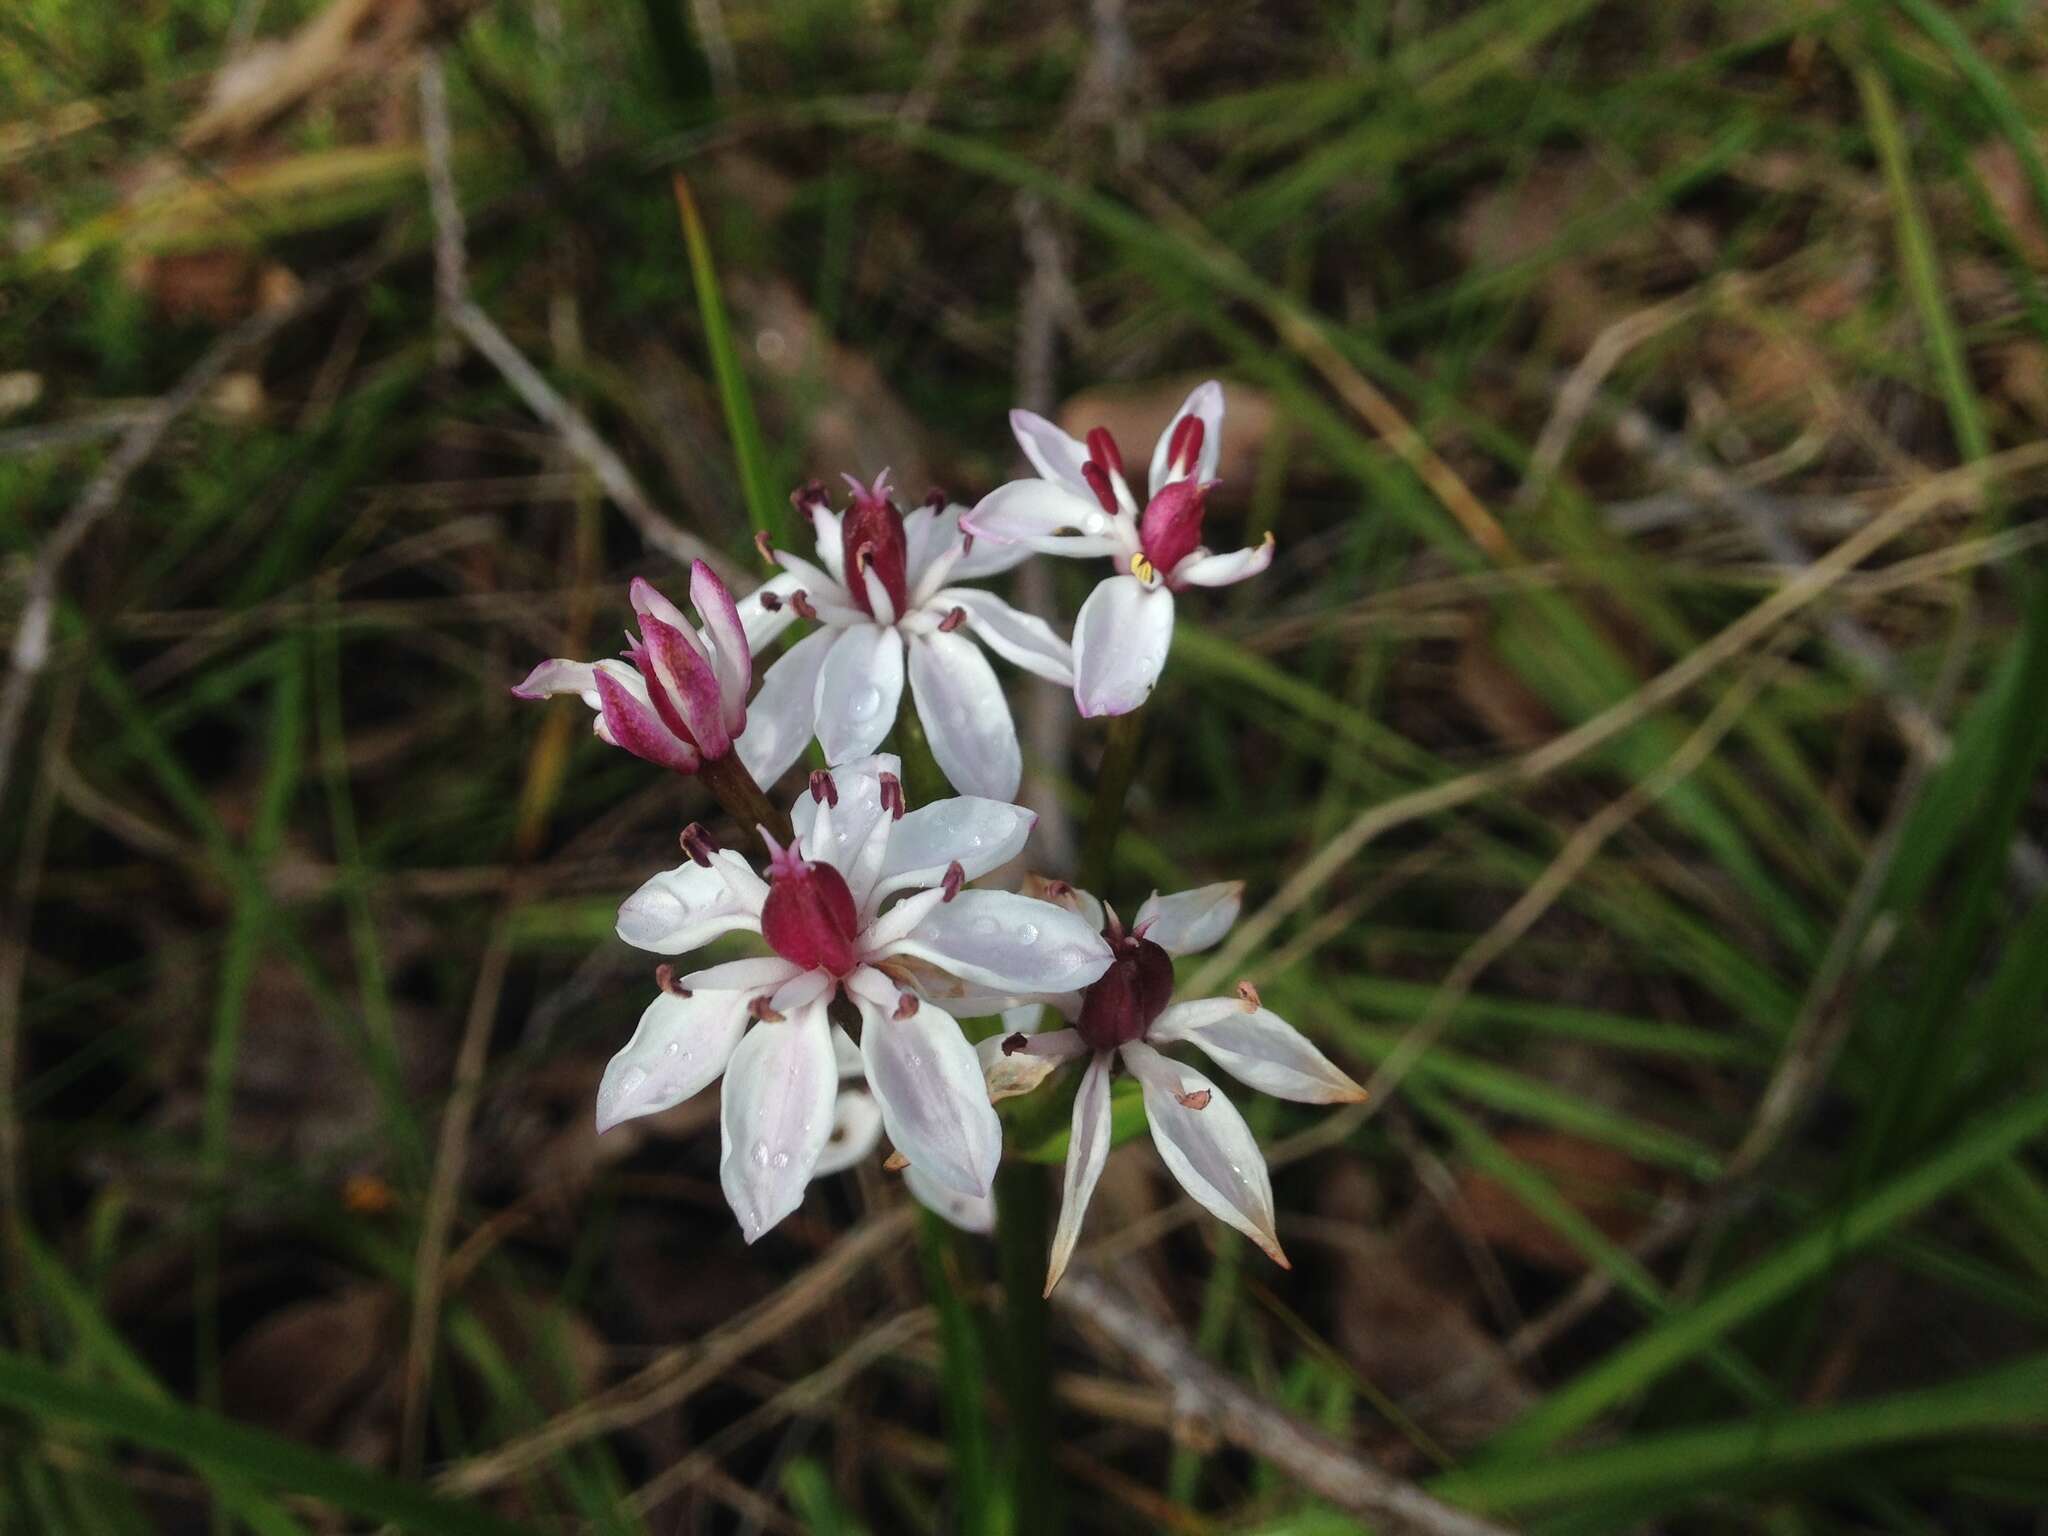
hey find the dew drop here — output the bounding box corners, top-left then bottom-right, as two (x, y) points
(849, 686), (883, 721)
(1018, 923), (1039, 946)
(664, 1041), (680, 1056)
(750, 1140), (772, 1168)
(617, 1066), (647, 1097)
(770, 1151), (791, 1170)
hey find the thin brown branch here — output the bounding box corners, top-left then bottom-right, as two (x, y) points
(1054, 1271), (1516, 1536)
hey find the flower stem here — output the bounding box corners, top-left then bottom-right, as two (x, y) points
(694, 751), (791, 854)
(994, 1156), (1059, 1534)
(1080, 709), (1148, 893)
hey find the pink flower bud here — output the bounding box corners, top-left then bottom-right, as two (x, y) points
(839, 472), (910, 618)
(758, 834), (861, 975)
(1137, 479), (1207, 580)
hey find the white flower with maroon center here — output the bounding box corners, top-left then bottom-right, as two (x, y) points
(733, 474), (1070, 801)
(984, 881), (1365, 1294)
(961, 381), (1275, 717)
(593, 756), (1114, 1241)
(512, 560), (751, 772)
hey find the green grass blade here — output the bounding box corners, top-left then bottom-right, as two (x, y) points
(0, 1351), (545, 1536)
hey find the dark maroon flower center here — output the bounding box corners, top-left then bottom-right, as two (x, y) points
(1076, 927), (1175, 1051)
(840, 484), (910, 618)
(1137, 479), (1206, 578)
(761, 847), (861, 976)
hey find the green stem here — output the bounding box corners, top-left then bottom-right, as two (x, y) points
(995, 1158), (1058, 1535)
(695, 750), (791, 854)
(1080, 710), (1148, 894)
(915, 1211), (997, 1535)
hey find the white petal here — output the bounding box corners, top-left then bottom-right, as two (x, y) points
(794, 753), (902, 915)
(878, 890), (1113, 994)
(1046, 1053), (1114, 1294)
(1010, 407), (1094, 496)
(831, 1023), (864, 1078)
(770, 967), (836, 1016)
(1174, 536), (1274, 589)
(1000, 1002), (1046, 1036)
(678, 956), (804, 994)
(1120, 1042), (1286, 1265)
(615, 855), (768, 954)
(871, 793), (1036, 906)
(908, 632), (1022, 801)
(934, 588), (1074, 686)
(946, 502), (1035, 581)
(1133, 882), (1243, 956)
(738, 572), (804, 651)
(510, 657), (598, 704)
(1147, 379), (1225, 497)
(736, 628), (835, 789)
(719, 1001), (838, 1242)
(858, 994), (1002, 1198)
(594, 989), (749, 1132)
(814, 624), (905, 766)
(770, 550), (858, 617)
(977, 1026), (1086, 1102)
(961, 479), (1123, 558)
(1072, 575), (1174, 718)
(904, 1163), (997, 1234)
(1150, 999), (1367, 1104)
(811, 1087), (884, 1176)
(808, 504), (847, 586)
(901, 502), (945, 586)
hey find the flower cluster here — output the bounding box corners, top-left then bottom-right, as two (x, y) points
(517, 382), (1360, 1287)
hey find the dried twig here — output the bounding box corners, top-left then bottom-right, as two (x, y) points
(1054, 1271), (1516, 1536)
(1188, 440), (2048, 998)
(415, 55), (724, 576)
(439, 1206), (915, 1495)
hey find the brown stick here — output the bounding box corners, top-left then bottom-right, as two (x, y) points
(1054, 1271), (1517, 1536)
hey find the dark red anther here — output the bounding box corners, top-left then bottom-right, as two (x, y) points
(758, 590), (784, 612)
(789, 589), (819, 621)
(879, 772), (906, 820)
(937, 606), (967, 634)
(1001, 1032), (1031, 1056)
(1236, 980), (1261, 1013)
(759, 836), (861, 976)
(748, 995), (786, 1023)
(959, 530), (975, 558)
(680, 823), (720, 867)
(924, 488), (948, 512)
(1175, 1087), (1212, 1111)
(1080, 460), (1119, 515)
(754, 530), (776, 564)
(1085, 426), (1124, 478)
(940, 860), (965, 903)
(654, 964), (692, 998)
(893, 992), (920, 1020)
(1165, 413), (1206, 479)
(791, 479), (829, 511)
(809, 769), (838, 807)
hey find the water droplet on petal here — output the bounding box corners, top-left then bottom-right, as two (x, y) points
(770, 1151), (791, 1169)
(664, 1041), (679, 1056)
(850, 686), (883, 721)
(751, 1140), (771, 1168)
(618, 1067), (647, 1097)
(1018, 923), (1038, 945)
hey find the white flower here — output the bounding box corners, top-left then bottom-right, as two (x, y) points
(962, 382), (1275, 717)
(595, 755), (1114, 1242)
(983, 880), (1365, 1293)
(733, 474), (1071, 801)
